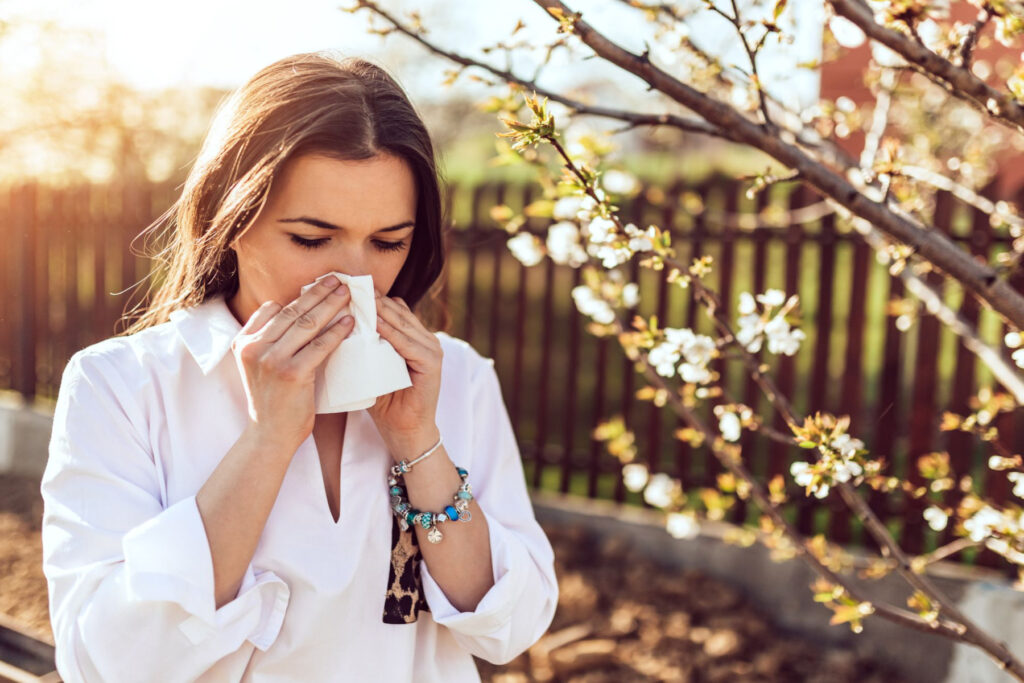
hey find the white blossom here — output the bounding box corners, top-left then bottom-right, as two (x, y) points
(545, 221), (587, 267)
(601, 169), (640, 195)
(830, 433), (864, 458)
(964, 505), (1003, 542)
(553, 195), (584, 221)
(923, 506), (949, 531)
(623, 463), (649, 492)
(679, 362), (711, 384)
(756, 289), (786, 307)
(628, 237), (653, 252)
(1009, 472), (1024, 499)
(832, 458), (864, 483)
(1013, 348), (1024, 370)
(621, 283), (640, 308)
(681, 334), (716, 366)
(813, 482), (830, 499)
(584, 216), (617, 243)
(738, 292), (757, 315)
(790, 460), (814, 487)
(571, 285), (616, 324)
(1005, 331), (1022, 348)
(736, 313), (764, 352)
(649, 342), (682, 377)
(664, 327), (694, 348)
(587, 242), (632, 268)
(719, 411), (742, 442)
(648, 327), (717, 385)
(764, 315), (806, 356)
(666, 511), (700, 539)
(576, 193), (603, 223)
(507, 232), (544, 266)
(643, 472), (676, 508)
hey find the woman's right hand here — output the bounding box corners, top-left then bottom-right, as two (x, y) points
(231, 273), (355, 451)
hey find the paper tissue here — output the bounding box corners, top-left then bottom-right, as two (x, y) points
(300, 272), (412, 413)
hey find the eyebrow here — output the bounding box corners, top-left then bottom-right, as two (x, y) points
(278, 216), (415, 233)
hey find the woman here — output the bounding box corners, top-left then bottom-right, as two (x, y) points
(40, 51), (558, 682)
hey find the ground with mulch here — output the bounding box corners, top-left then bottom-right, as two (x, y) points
(1, 473), (909, 682)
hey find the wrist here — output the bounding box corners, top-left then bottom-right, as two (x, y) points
(386, 425), (442, 462)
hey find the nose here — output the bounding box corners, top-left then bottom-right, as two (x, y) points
(330, 253), (372, 279)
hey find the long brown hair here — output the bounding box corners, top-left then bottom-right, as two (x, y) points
(120, 50), (450, 336)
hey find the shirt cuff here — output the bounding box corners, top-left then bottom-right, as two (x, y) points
(419, 512), (529, 636)
(121, 494), (290, 650)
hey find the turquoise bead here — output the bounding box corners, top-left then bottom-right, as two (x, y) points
(445, 505), (459, 521)
(405, 511), (417, 525)
(456, 467), (468, 477)
(390, 486), (404, 496)
(457, 490), (472, 500)
(419, 512), (432, 529)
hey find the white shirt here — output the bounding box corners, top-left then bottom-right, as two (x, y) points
(40, 292), (559, 682)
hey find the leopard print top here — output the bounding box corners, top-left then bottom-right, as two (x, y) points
(381, 514), (430, 623)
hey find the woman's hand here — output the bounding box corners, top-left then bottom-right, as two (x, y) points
(368, 289), (443, 457)
(231, 274), (355, 453)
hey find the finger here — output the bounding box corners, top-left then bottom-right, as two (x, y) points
(291, 312), (356, 370)
(376, 313), (423, 361)
(377, 311), (441, 371)
(239, 300), (281, 336)
(256, 274), (348, 351)
(376, 295), (433, 346)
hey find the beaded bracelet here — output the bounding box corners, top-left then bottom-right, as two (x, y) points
(388, 466), (474, 544)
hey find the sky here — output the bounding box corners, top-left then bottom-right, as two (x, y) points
(5, 0), (826, 110)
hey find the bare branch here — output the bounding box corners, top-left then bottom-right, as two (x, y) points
(957, 7), (991, 68)
(531, 0), (1024, 332)
(828, 0), (1024, 136)
(349, 1), (733, 142)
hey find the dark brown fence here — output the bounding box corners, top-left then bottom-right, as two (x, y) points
(2, 177), (1023, 571)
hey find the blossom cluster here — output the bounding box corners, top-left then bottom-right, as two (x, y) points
(789, 432), (866, 499)
(570, 270), (639, 326)
(647, 326), (717, 384)
(713, 404), (753, 443)
(736, 289), (806, 356)
(507, 173), (656, 271)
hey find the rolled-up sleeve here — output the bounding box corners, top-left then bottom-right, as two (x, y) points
(40, 349), (290, 683)
(419, 354), (558, 665)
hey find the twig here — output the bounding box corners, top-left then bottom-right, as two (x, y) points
(529, 0), (1024, 333)
(828, 0), (1024, 136)
(547, 134), (1024, 677)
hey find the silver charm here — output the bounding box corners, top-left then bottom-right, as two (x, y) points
(398, 517), (409, 531)
(458, 510), (472, 522)
(427, 527), (443, 543)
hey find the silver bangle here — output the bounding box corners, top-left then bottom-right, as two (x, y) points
(390, 435), (443, 476)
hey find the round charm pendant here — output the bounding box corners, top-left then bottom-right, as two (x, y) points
(458, 510), (472, 522)
(427, 527), (443, 543)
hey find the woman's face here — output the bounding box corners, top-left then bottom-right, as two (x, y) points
(226, 152), (417, 325)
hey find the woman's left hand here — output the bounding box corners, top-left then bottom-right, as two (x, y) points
(368, 290), (443, 455)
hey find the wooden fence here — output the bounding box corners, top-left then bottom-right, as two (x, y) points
(2, 177), (1023, 571)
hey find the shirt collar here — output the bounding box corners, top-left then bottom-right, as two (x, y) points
(169, 292), (242, 375)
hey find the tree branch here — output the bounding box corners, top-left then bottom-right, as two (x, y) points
(828, 0), (1024, 136)
(530, 0), (1024, 333)
(349, 1), (734, 142)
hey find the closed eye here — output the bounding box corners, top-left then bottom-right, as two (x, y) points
(289, 235), (408, 253)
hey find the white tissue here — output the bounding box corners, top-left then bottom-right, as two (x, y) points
(300, 272), (412, 413)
